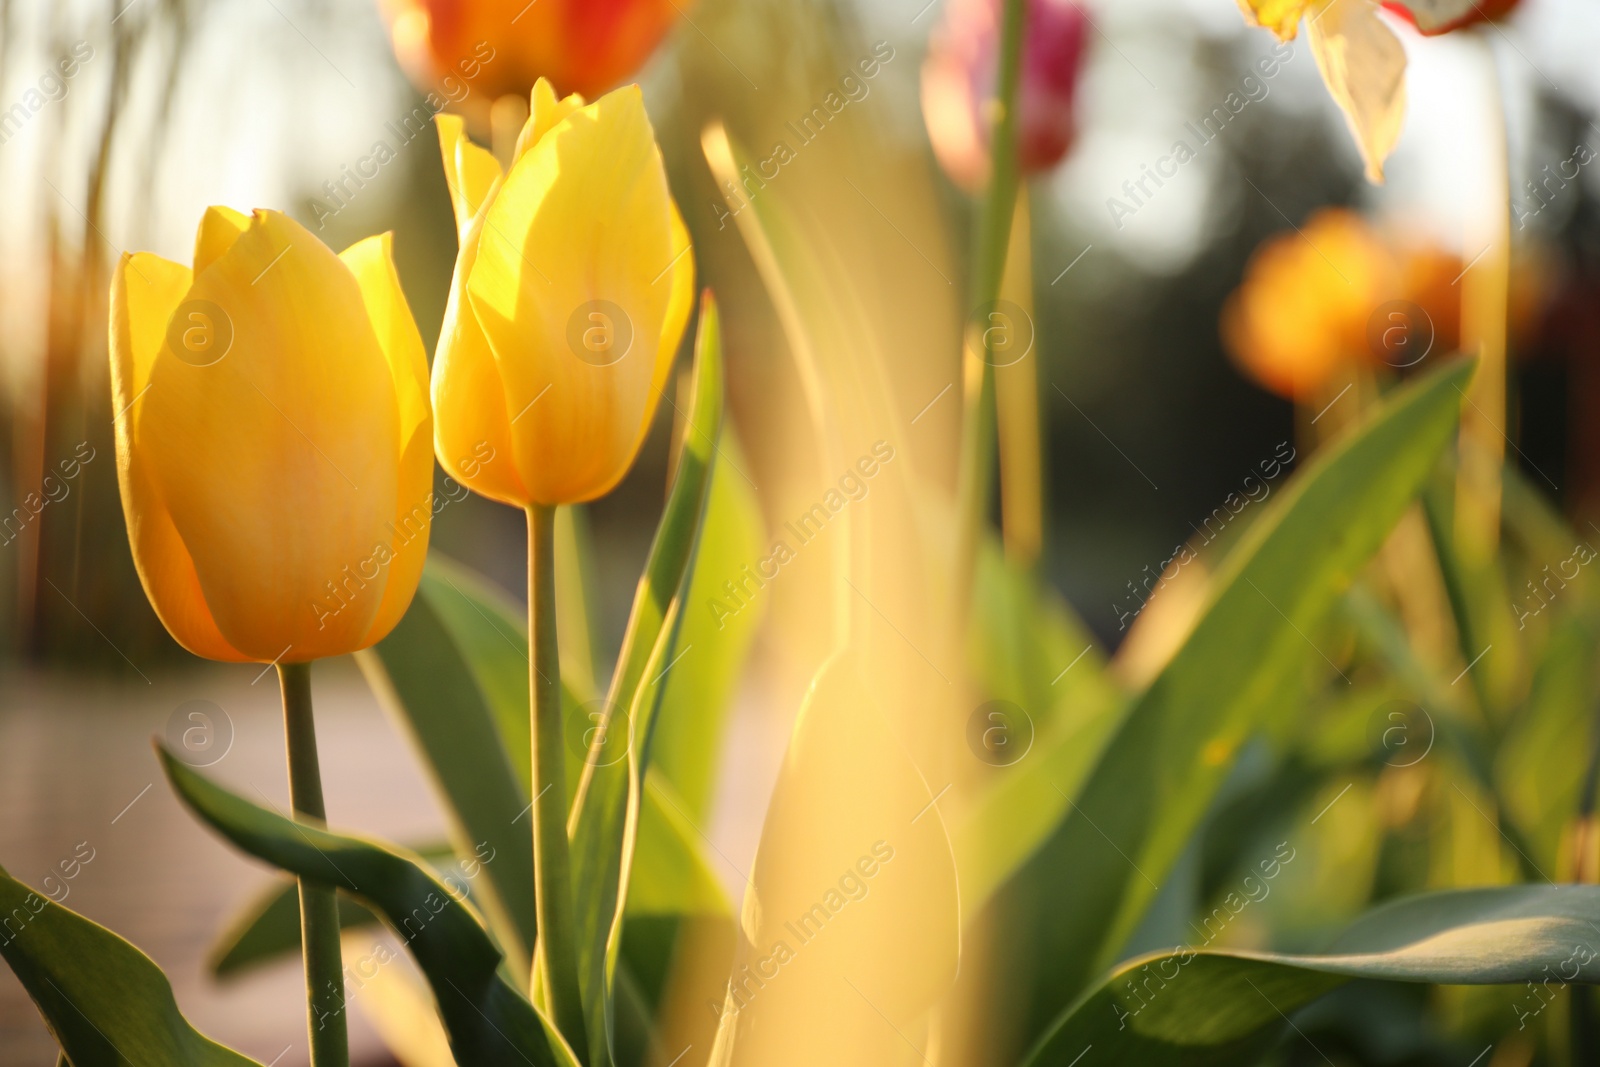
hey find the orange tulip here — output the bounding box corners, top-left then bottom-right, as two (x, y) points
(1222, 208), (1462, 398)
(380, 0), (682, 105)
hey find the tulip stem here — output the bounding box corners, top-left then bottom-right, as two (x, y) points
(277, 662), (349, 1067)
(955, 0), (1028, 611)
(527, 503), (588, 1059)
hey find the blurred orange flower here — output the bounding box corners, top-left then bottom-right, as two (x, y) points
(1222, 208), (1462, 398)
(380, 0), (682, 106)
(921, 0), (1089, 192)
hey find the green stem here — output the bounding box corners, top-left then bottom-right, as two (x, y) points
(277, 662), (348, 1067)
(527, 503), (588, 1060)
(955, 0), (1029, 609)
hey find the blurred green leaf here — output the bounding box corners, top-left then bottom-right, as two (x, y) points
(652, 430), (765, 820)
(0, 863), (261, 1066)
(955, 544), (1125, 920)
(629, 774), (730, 918)
(207, 842), (454, 979)
(1023, 885), (1600, 1065)
(1420, 464), (1525, 717)
(159, 746), (579, 1067)
(993, 357), (1474, 1041)
(1339, 585), (1501, 795)
(1498, 612), (1600, 871)
(1502, 464), (1598, 604)
(568, 294), (725, 1063)
(969, 540), (1119, 732)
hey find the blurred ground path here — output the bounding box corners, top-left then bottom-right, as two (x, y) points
(0, 658), (447, 1066)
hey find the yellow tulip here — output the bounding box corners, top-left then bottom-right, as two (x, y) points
(110, 208), (433, 663)
(432, 78), (695, 507)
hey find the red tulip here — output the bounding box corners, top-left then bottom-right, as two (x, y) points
(921, 0), (1090, 192)
(1381, 0), (1521, 36)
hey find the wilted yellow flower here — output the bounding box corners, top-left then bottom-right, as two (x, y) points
(110, 208), (432, 662)
(432, 79), (694, 506)
(1237, 0), (1406, 182)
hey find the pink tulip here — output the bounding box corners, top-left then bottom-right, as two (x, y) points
(922, 0), (1090, 191)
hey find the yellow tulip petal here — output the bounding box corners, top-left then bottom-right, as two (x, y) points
(514, 77), (587, 162)
(1308, 0), (1407, 183)
(342, 231), (434, 647)
(1236, 0), (1319, 39)
(143, 210), (401, 661)
(363, 426), (437, 646)
(109, 252), (248, 661)
(652, 199), (696, 410)
(468, 85), (678, 504)
(432, 216), (529, 507)
(192, 205), (251, 277)
(435, 113), (503, 240)
(342, 233), (430, 449)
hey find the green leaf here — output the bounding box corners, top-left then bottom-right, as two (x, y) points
(410, 554), (538, 794)
(568, 293), (725, 1064)
(406, 551), (605, 803)
(207, 842), (455, 978)
(991, 358), (1475, 1042)
(1023, 884), (1600, 1065)
(158, 746), (579, 1067)
(0, 863), (261, 1066)
(358, 559), (541, 970)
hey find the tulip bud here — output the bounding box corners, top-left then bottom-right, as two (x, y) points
(921, 0), (1090, 192)
(379, 0), (683, 107)
(1381, 0), (1521, 36)
(110, 208), (433, 662)
(431, 79), (694, 507)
